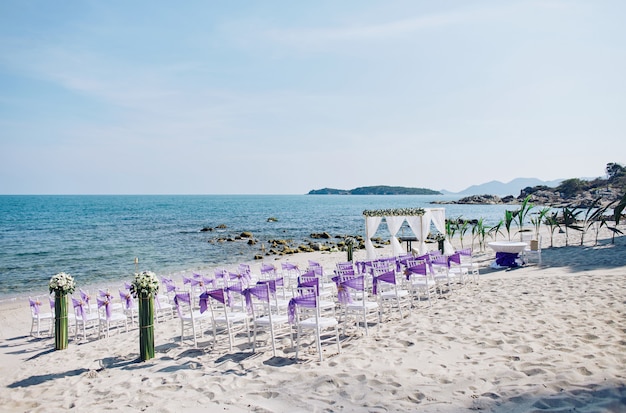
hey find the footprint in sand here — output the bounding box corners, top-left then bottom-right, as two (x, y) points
(514, 345), (534, 354)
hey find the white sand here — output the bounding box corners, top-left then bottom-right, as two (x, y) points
(1, 226), (625, 412)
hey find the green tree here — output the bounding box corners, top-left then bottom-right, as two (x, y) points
(556, 178), (586, 199)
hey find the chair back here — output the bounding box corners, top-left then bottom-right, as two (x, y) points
(404, 260), (428, 280)
(29, 297), (43, 316)
(287, 286), (318, 324)
(372, 269), (397, 295)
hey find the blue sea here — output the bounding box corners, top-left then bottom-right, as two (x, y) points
(0, 195), (512, 299)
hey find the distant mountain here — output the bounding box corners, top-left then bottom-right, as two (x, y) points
(308, 186), (442, 195)
(442, 178), (565, 197)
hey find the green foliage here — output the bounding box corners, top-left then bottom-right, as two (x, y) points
(504, 210), (514, 241)
(513, 195), (534, 239)
(530, 207), (551, 239)
(614, 192), (626, 225)
(446, 219), (458, 241)
(543, 212), (560, 248)
(556, 178), (587, 198)
(458, 219), (470, 248)
(488, 219), (504, 242)
(561, 206), (582, 246)
(472, 218), (488, 252)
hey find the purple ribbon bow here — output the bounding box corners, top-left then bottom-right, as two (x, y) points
(242, 284), (270, 313)
(119, 290), (133, 309)
(332, 275), (365, 305)
(29, 298), (41, 315)
(72, 297), (86, 320)
(97, 297), (112, 319)
(199, 288), (232, 314)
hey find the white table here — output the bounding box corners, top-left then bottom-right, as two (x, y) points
(488, 241), (528, 268)
(488, 241), (528, 254)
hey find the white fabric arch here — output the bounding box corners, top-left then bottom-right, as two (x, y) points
(385, 216), (406, 257)
(406, 210), (432, 255)
(365, 216), (383, 259)
(364, 208), (448, 258)
(430, 208), (454, 254)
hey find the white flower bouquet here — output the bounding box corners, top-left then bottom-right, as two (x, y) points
(49, 272), (76, 295)
(130, 271), (160, 298)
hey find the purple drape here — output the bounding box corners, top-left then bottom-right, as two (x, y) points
(288, 294), (317, 324)
(119, 290), (133, 309)
(372, 270), (396, 295)
(97, 297), (112, 319)
(495, 252), (519, 267)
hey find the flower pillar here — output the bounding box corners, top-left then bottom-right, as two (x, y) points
(138, 292), (155, 361)
(54, 292), (68, 350)
(49, 272), (76, 351)
(131, 270), (159, 362)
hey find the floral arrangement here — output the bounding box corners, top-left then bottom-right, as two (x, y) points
(433, 233), (446, 242)
(49, 272), (76, 295)
(130, 271), (160, 298)
(344, 236), (359, 248)
(362, 207), (425, 217)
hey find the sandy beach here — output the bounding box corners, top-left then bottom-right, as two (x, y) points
(1, 226), (625, 412)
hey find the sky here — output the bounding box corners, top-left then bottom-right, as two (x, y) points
(1, 1), (624, 194)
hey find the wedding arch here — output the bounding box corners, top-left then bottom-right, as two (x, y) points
(363, 207), (453, 259)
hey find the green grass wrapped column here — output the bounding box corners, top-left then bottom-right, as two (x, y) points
(54, 292), (68, 350)
(138, 294), (155, 361)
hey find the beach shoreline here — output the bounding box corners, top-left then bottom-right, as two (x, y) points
(1, 226), (625, 412)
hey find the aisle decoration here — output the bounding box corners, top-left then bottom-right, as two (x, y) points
(130, 271), (159, 361)
(49, 272), (76, 350)
(344, 236), (358, 262)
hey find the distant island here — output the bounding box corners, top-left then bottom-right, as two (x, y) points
(307, 186), (442, 195)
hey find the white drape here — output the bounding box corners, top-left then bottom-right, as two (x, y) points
(385, 216), (405, 257)
(430, 208), (453, 254)
(406, 210), (432, 254)
(365, 216), (382, 259)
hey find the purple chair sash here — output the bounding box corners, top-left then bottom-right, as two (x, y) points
(199, 288), (232, 314)
(174, 292), (191, 318)
(229, 271), (251, 285)
(72, 297), (87, 320)
(457, 248), (472, 257)
(448, 252), (461, 266)
(164, 281), (178, 293)
(281, 262), (299, 271)
(29, 298), (42, 315)
(331, 275), (365, 305)
(288, 294), (317, 324)
(97, 297), (112, 319)
(404, 262), (428, 280)
(257, 279), (277, 293)
(242, 284), (270, 313)
(119, 290), (134, 309)
(80, 289), (91, 305)
(372, 270), (396, 295)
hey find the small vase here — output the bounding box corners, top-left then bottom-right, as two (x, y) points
(138, 294), (155, 361)
(54, 292), (68, 350)
(438, 240), (445, 254)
